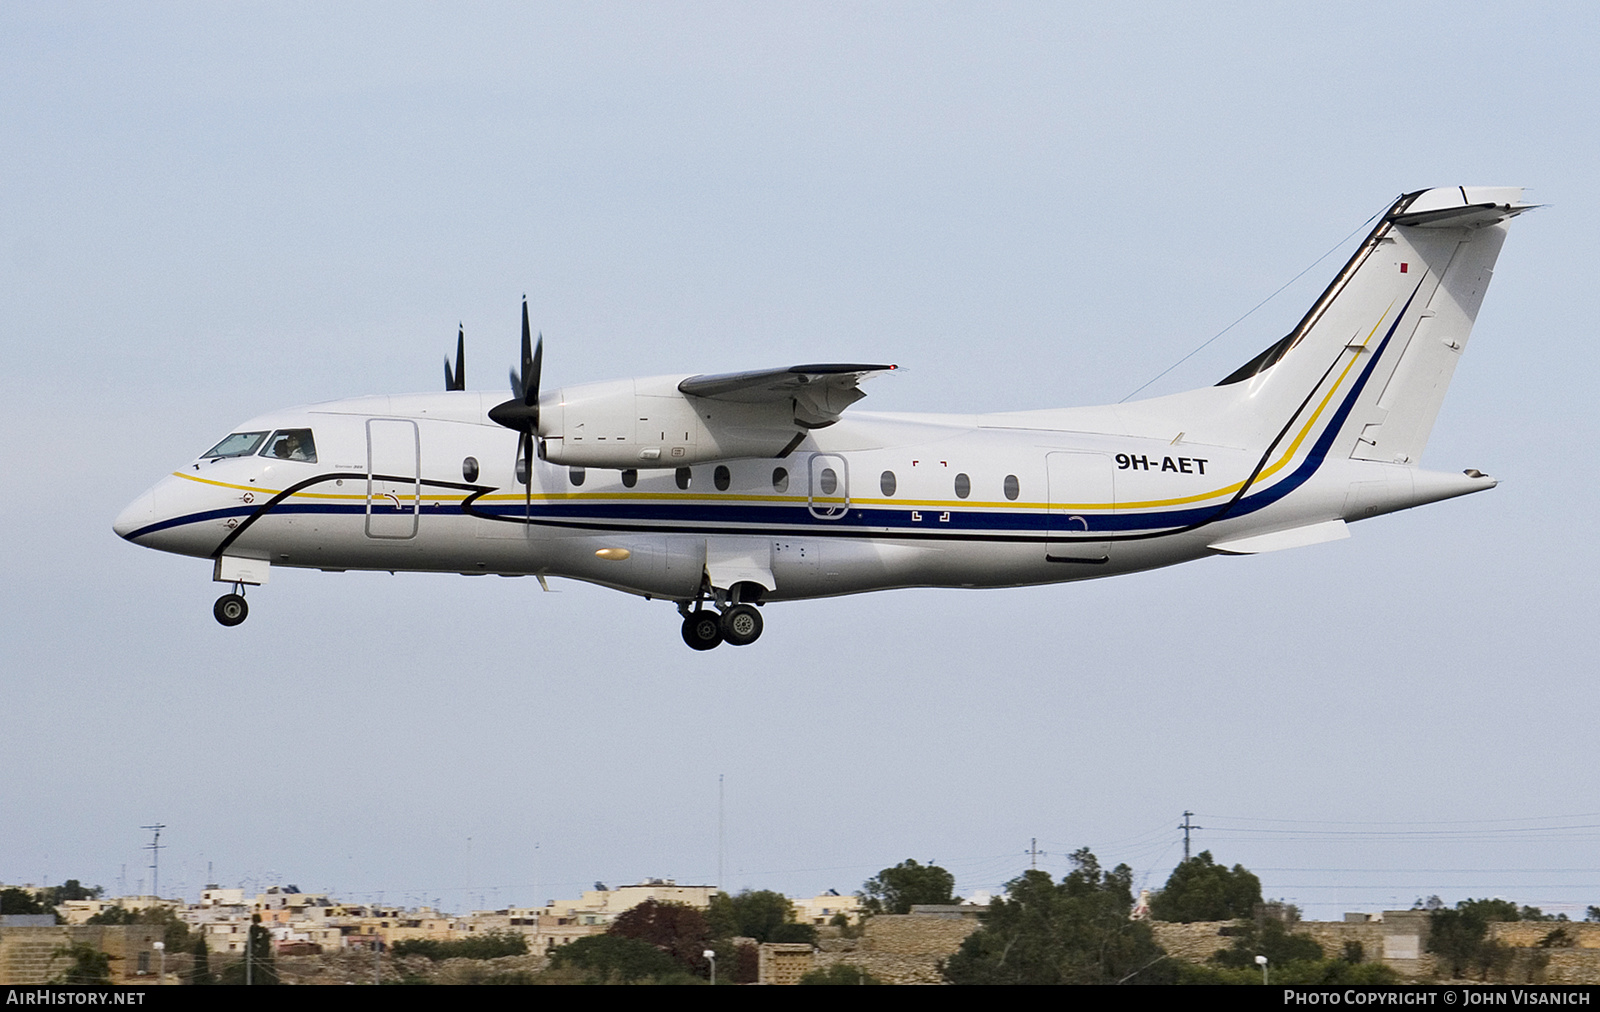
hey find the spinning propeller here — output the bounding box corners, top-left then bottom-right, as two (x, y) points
(487, 297), (544, 516)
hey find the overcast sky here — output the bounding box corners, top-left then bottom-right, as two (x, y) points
(4, 2), (1598, 919)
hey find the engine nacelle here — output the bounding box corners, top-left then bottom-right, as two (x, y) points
(538, 375), (798, 468)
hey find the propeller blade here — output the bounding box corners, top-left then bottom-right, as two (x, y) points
(529, 333), (543, 408)
(445, 324), (466, 391)
(520, 298), (537, 401)
(520, 430), (533, 519)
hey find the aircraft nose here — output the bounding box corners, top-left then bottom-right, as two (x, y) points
(113, 489), (157, 541)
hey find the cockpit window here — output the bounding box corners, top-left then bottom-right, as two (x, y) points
(202, 431), (269, 459)
(260, 429), (317, 463)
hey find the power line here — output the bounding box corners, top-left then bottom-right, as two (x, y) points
(1196, 812), (1600, 827)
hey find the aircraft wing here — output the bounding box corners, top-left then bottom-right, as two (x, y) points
(678, 363), (897, 428)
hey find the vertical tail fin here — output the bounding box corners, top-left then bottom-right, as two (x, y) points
(1215, 186), (1532, 465)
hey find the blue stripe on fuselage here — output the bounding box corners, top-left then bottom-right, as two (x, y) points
(129, 303), (1414, 548)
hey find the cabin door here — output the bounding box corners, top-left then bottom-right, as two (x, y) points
(366, 419), (420, 539)
(1045, 451), (1113, 564)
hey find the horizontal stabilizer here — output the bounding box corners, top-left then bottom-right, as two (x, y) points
(1389, 186), (1537, 228)
(1209, 519), (1349, 555)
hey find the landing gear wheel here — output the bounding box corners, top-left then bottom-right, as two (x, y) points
(681, 609), (723, 651)
(214, 593), (248, 627)
(720, 603), (763, 646)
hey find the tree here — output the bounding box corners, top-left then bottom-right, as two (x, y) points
(50, 943), (113, 984)
(608, 899), (712, 976)
(706, 939), (759, 984)
(942, 849), (1173, 985)
(1175, 906), (1400, 985)
(391, 932), (528, 959)
(1148, 851), (1261, 922)
(1520, 905), (1568, 922)
(544, 933), (697, 984)
(44, 880), (102, 905)
(86, 904), (192, 952)
(1211, 915), (1323, 968)
(0, 887), (46, 915)
(799, 963), (882, 984)
(1429, 898), (1523, 980)
(219, 915), (279, 985)
(86, 905), (134, 925)
(706, 890), (815, 945)
(859, 859), (957, 915)
(189, 936), (213, 985)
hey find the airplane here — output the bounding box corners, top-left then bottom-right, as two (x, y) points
(114, 186), (1533, 650)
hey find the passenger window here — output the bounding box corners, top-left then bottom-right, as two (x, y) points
(880, 470), (897, 496)
(569, 466), (586, 487)
(954, 472), (971, 499)
(675, 467), (692, 490)
(772, 468), (789, 493)
(204, 431), (268, 459)
(714, 465), (731, 491)
(1004, 474), (1020, 500)
(462, 457), (480, 482)
(262, 429), (317, 463)
(820, 468), (839, 495)
(621, 469), (638, 488)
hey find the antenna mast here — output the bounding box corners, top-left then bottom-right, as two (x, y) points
(1178, 811), (1202, 863)
(141, 824), (166, 899)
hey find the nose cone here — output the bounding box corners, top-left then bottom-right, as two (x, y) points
(113, 489), (158, 541)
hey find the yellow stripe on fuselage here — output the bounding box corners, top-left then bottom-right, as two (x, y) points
(175, 318), (1386, 520)
(173, 472), (275, 494)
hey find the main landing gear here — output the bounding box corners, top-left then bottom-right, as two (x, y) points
(214, 584), (248, 627)
(678, 590), (765, 651)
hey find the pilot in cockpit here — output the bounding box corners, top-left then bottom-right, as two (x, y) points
(266, 429), (316, 463)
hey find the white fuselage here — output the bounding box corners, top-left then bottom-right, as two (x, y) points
(112, 386), (1484, 605)
(112, 185), (1526, 640)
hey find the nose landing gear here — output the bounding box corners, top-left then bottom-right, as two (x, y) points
(213, 585), (249, 627)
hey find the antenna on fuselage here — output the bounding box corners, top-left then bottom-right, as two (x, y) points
(445, 324), (466, 391)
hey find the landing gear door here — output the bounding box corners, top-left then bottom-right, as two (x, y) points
(1046, 451), (1113, 564)
(807, 453), (849, 519)
(367, 418), (420, 539)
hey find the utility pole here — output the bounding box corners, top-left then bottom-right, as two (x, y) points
(142, 824), (166, 899)
(1178, 811), (1201, 863)
(717, 774), (725, 890)
(1026, 838), (1044, 871)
